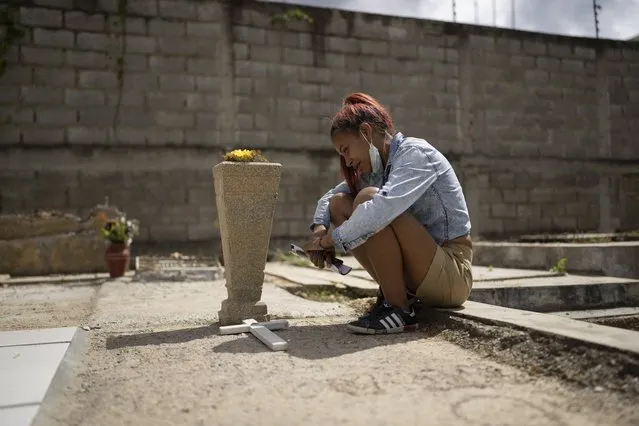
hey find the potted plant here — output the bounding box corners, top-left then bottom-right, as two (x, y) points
(214, 149), (282, 325)
(99, 215), (140, 278)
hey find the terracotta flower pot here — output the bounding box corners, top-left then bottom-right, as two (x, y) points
(213, 161), (282, 325)
(105, 242), (130, 278)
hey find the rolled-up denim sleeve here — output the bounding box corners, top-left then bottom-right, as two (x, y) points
(310, 180), (351, 230)
(331, 146), (442, 252)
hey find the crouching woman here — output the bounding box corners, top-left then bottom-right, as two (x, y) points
(306, 93), (473, 335)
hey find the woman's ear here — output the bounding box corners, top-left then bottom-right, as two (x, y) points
(359, 122), (373, 142)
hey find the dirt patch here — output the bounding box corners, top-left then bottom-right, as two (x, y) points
(0, 282), (100, 331)
(433, 313), (639, 398)
(589, 316), (639, 332)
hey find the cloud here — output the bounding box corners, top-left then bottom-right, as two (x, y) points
(262, 0), (639, 39)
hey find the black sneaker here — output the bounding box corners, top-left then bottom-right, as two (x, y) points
(347, 300), (418, 334)
(363, 288), (419, 318)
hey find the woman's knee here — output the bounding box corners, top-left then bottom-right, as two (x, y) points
(328, 192), (353, 221)
(353, 186), (378, 208)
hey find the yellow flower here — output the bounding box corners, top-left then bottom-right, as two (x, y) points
(223, 149), (268, 163)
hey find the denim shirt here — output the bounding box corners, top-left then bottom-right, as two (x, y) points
(311, 132), (471, 253)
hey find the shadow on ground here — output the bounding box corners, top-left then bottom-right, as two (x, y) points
(105, 315), (447, 360)
(106, 325), (220, 349)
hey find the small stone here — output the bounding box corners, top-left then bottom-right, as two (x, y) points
(82, 325), (91, 331)
(594, 386), (604, 392)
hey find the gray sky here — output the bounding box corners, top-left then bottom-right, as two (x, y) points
(263, 0), (638, 40)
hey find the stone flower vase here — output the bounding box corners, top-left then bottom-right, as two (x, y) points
(105, 242), (130, 278)
(213, 161), (282, 325)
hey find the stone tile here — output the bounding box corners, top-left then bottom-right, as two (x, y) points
(0, 327), (77, 347)
(0, 343), (69, 407)
(265, 263), (378, 296)
(0, 404), (40, 426)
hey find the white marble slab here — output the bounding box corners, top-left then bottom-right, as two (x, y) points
(0, 327), (77, 348)
(0, 404), (40, 426)
(0, 343), (70, 408)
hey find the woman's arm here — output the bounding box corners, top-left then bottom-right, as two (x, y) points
(309, 180), (351, 231)
(331, 145), (445, 253)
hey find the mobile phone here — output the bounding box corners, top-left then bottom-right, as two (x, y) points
(289, 244), (352, 275)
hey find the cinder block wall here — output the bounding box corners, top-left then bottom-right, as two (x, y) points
(0, 0), (638, 254)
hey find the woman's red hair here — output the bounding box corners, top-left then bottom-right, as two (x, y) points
(330, 93), (395, 195)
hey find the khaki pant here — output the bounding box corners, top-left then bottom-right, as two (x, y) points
(415, 241), (473, 308)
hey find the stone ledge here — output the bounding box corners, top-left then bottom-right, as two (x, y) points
(473, 241), (639, 279)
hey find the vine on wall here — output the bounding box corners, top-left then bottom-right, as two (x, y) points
(111, 0), (128, 128)
(0, 0), (25, 78)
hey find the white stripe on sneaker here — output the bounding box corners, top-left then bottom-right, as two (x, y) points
(391, 313), (404, 327)
(379, 318), (391, 330)
(385, 315), (399, 328)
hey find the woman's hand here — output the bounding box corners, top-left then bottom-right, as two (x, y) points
(305, 225), (334, 269)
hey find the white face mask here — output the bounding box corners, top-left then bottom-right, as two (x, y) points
(361, 132), (384, 176)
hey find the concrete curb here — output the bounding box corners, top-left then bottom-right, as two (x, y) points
(469, 278), (639, 312)
(473, 241), (639, 279)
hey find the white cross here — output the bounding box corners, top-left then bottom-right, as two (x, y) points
(219, 319), (289, 351)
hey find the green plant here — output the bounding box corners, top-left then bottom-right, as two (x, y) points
(550, 257), (567, 275)
(270, 7), (314, 26)
(0, 0), (25, 78)
(99, 216), (140, 244)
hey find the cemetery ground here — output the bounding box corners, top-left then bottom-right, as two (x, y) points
(1, 256), (639, 426)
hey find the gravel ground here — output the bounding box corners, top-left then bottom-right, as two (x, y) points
(2, 280), (637, 426)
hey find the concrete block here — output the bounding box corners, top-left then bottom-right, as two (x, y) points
(0, 65), (33, 85)
(20, 6), (62, 27)
(195, 76), (221, 92)
(158, 0), (196, 19)
(113, 127), (146, 144)
(283, 48), (314, 66)
(0, 87), (19, 104)
(233, 26), (266, 44)
(79, 71), (118, 89)
(325, 36), (359, 53)
(20, 128), (64, 144)
(68, 126), (108, 144)
(64, 10), (105, 31)
(76, 32), (115, 51)
(159, 75), (194, 91)
(118, 109), (154, 127)
(194, 2), (221, 21)
(78, 107), (116, 126)
(127, 0), (158, 17)
(186, 58), (217, 75)
(148, 19), (185, 36)
(121, 53), (147, 71)
(149, 56), (185, 73)
(154, 111), (195, 128)
(34, 28), (73, 48)
(21, 47), (63, 66)
(146, 91), (187, 109)
(35, 108), (77, 125)
(21, 86), (64, 105)
(126, 35), (156, 54)
(149, 224), (188, 241)
(0, 107), (34, 124)
(123, 73), (158, 90)
(65, 50), (108, 69)
(195, 112), (217, 128)
(249, 45), (282, 63)
(34, 0), (74, 7)
(186, 94), (217, 111)
(561, 59), (584, 74)
(418, 46), (445, 61)
(187, 21), (221, 38)
(33, 68), (75, 88)
(106, 91), (144, 107)
(158, 37), (198, 55)
(360, 40), (389, 56)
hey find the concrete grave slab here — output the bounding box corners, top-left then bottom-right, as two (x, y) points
(265, 263), (379, 296)
(0, 326), (77, 347)
(0, 343), (70, 407)
(0, 405), (40, 426)
(442, 301), (639, 355)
